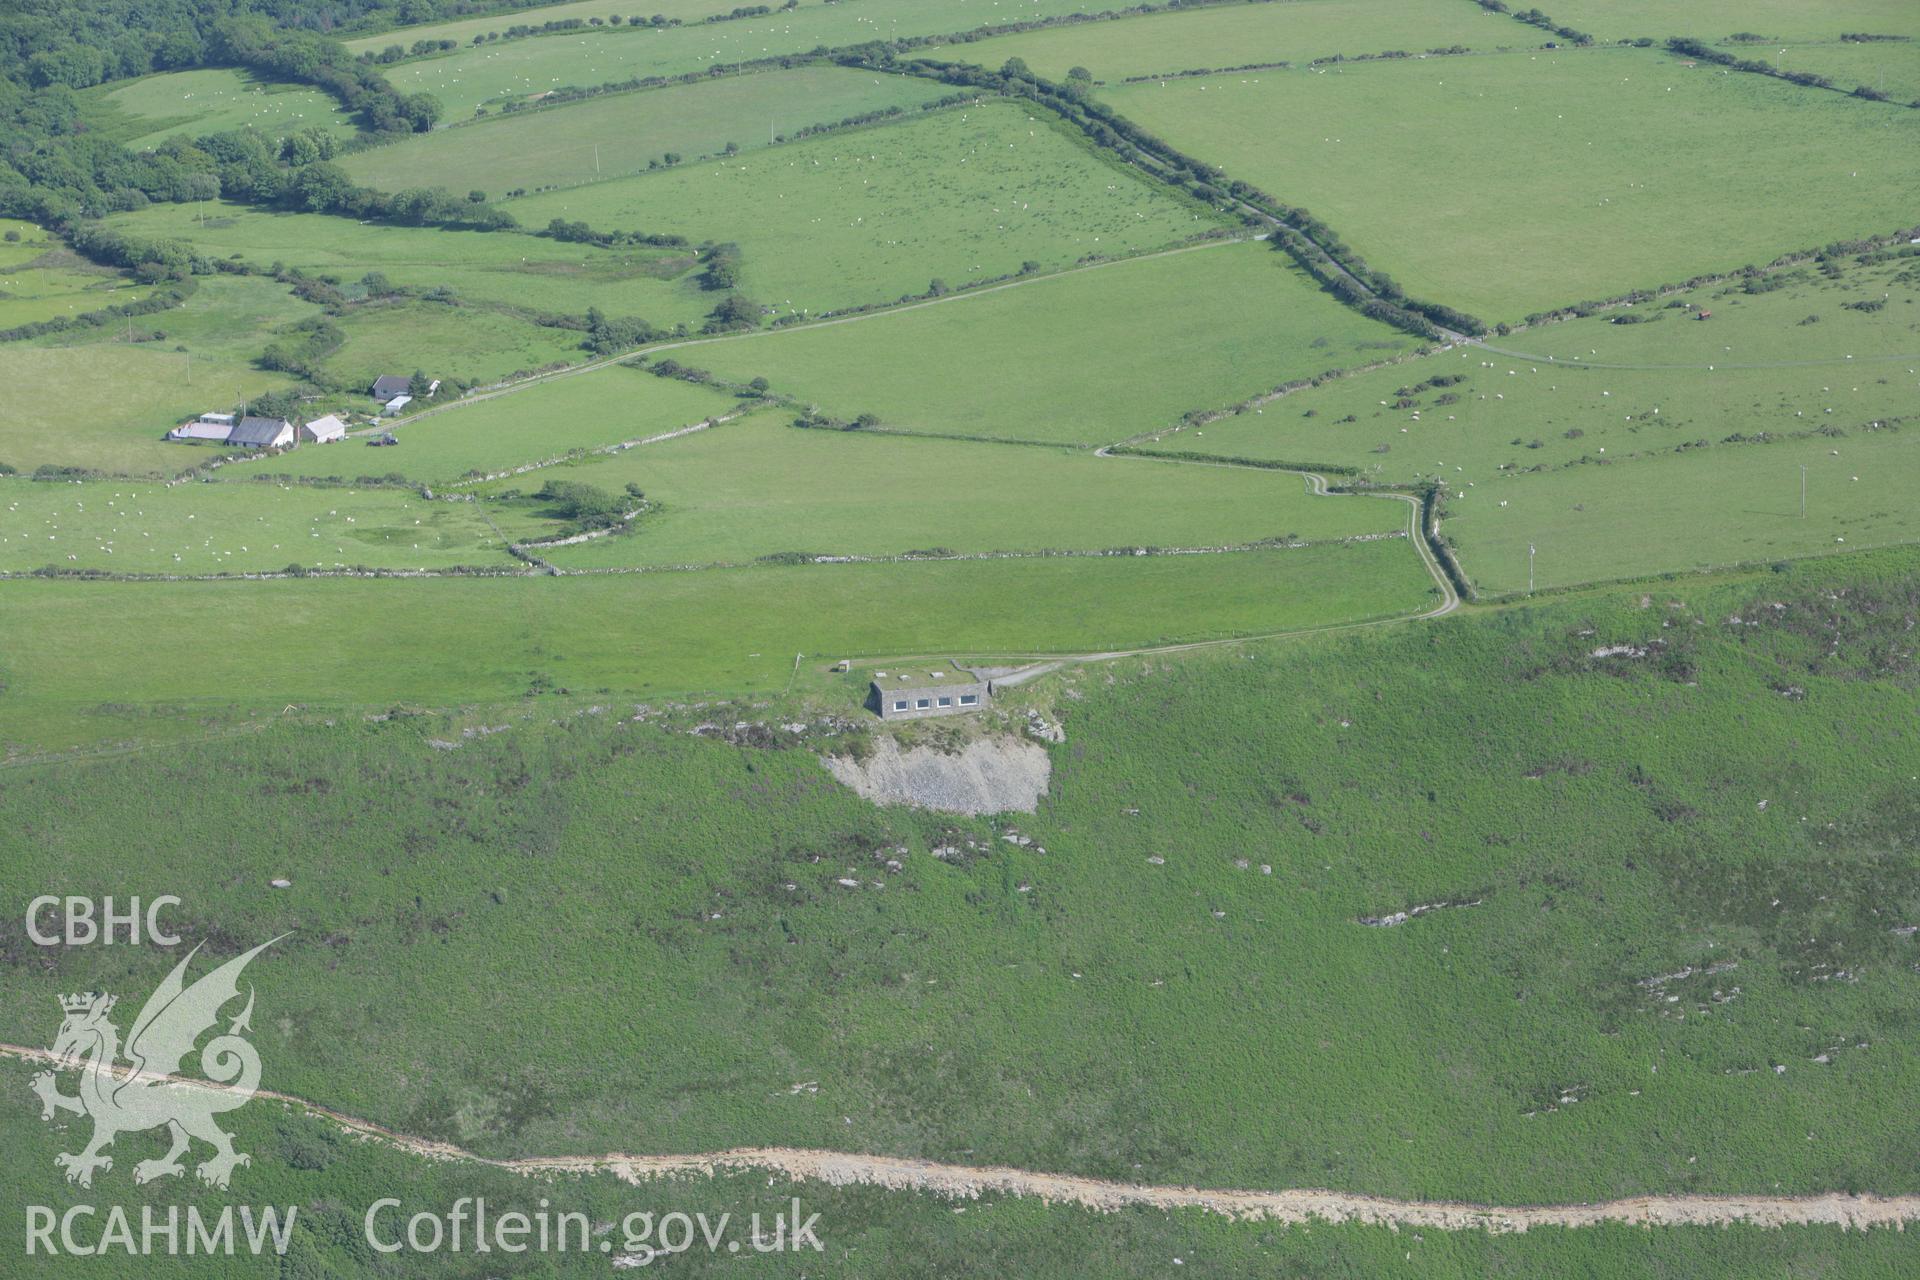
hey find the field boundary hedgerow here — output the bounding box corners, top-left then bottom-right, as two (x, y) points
(6, 1042), (1913, 1232)
(441, 406), (759, 487)
(0, 533), (1410, 585)
(891, 56), (1482, 342)
(1503, 229), (1920, 330)
(1094, 446), (1471, 606)
(374, 236), (1251, 434)
(1662, 36), (1920, 108)
(357, 0), (1310, 124)
(1119, 42), (1507, 85)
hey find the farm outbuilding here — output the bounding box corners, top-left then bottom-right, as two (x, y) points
(166, 416), (236, 443)
(167, 413), (293, 448)
(870, 671), (990, 720)
(226, 416), (296, 449)
(300, 414), (347, 444)
(371, 374), (439, 400)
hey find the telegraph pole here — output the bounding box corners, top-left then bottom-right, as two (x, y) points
(593, 143), (600, 175)
(1528, 542), (1536, 594)
(1800, 463), (1808, 518)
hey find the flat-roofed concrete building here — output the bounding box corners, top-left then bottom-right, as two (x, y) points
(869, 669), (988, 720)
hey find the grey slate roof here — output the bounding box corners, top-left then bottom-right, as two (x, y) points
(371, 375), (411, 398)
(228, 416), (292, 446)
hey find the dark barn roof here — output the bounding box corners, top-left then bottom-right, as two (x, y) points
(371, 375), (411, 398)
(228, 416), (291, 445)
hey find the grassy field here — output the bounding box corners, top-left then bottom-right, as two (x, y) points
(504, 99), (1224, 315)
(950, 0), (1512, 82)
(1100, 46), (1920, 321)
(0, 344), (295, 475)
(1545, 0), (1920, 44)
(343, 0), (749, 54)
(1163, 251), (1920, 480)
(1446, 425), (1920, 593)
(502, 409), (1409, 569)
(341, 66), (955, 195)
(381, 0), (1140, 119)
(103, 202), (710, 326)
(6, 1078), (1916, 1279)
(2, 553), (1915, 1211)
(323, 297), (586, 390)
(110, 272), (321, 353)
(1772, 41), (1920, 105)
(0, 475), (525, 575)
(245, 362), (743, 484)
(683, 240), (1413, 445)
(0, 220), (155, 329)
(1152, 249), (1920, 589)
(1, 275), (323, 473)
(78, 67), (356, 149)
(0, 539), (1433, 750)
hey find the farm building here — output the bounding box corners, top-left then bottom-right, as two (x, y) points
(870, 670), (989, 720)
(166, 413), (236, 443)
(166, 412), (293, 448)
(371, 374), (439, 400)
(382, 394), (412, 415)
(300, 414), (347, 444)
(226, 416), (296, 449)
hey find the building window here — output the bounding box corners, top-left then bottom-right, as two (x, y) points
(892, 700), (908, 712)
(938, 697), (952, 707)
(916, 699), (931, 709)
(959, 694), (978, 705)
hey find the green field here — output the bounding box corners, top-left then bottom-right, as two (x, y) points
(1772, 40), (1920, 104)
(244, 362), (743, 484)
(1, 275), (323, 473)
(0, 343), (296, 475)
(951, 0), (1512, 82)
(103, 202), (710, 325)
(0, 540), (1433, 750)
(3, 554), (1915, 1211)
(1165, 251), (1920, 481)
(1447, 425), (1920, 593)
(80, 67), (356, 149)
(324, 297), (586, 390)
(381, 0), (1140, 119)
(109, 272), (321, 353)
(0, 475), (527, 575)
(504, 99), (1224, 315)
(684, 241), (1413, 445)
(1155, 249), (1920, 589)
(1101, 46), (1920, 321)
(341, 66), (955, 195)
(0, 219), (155, 330)
(506, 409), (1408, 569)
(342, 0), (750, 54)
(1545, 0), (1920, 44)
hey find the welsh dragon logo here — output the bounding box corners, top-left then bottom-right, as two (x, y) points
(31, 937), (283, 1190)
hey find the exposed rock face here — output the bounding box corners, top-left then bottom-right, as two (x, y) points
(822, 735), (1051, 815)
